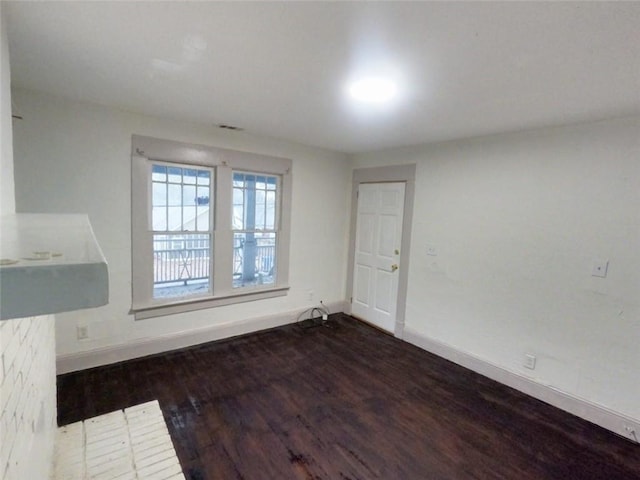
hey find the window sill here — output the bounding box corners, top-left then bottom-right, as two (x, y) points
(131, 286), (289, 320)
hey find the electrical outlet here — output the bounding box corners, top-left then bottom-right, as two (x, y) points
(77, 325), (89, 340)
(524, 354), (536, 370)
(307, 290), (314, 302)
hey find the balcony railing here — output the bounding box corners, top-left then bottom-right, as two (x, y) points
(154, 247), (210, 286)
(153, 238), (275, 287)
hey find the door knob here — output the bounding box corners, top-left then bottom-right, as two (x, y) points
(391, 264), (399, 272)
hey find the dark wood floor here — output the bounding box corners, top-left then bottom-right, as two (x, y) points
(57, 314), (640, 480)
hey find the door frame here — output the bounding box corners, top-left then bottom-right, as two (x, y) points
(346, 164), (416, 338)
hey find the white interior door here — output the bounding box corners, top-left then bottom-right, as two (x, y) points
(351, 182), (405, 333)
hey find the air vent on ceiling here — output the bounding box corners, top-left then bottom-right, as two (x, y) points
(218, 124), (244, 131)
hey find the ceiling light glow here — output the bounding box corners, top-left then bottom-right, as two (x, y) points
(348, 77), (398, 104)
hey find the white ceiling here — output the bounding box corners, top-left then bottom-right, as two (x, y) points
(5, 1), (640, 153)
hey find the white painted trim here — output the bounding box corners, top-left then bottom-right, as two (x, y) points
(57, 300), (348, 374)
(133, 286), (290, 320)
(131, 135), (293, 314)
(403, 326), (640, 443)
(346, 164), (416, 340)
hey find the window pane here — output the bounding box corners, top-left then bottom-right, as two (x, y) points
(197, 170), (210, 185)
(152, 206), (167, 231)
(152, 182), (167, 207)
(153, 233), (211, 299)
(231, 171), (279, 288)
(168, 184), (182, 206)
(233, 233), (276, 288)
(255, 208), (264, 230)
(233, 187), (244, 204)
(233, 172), (244, 187)
(183, 185), (196, 206)
(266, 191), (276, 229)
(152, 165), (167, 182)
(196, 186), (210, 206)
(183, 169), (197, 184)
(232, 205), (243, 230)
(232, 187), (244, 230)
(232, 171), (278, 233)
(168, 166), (182, 183)
(183, 206), (196, 230)
(196, 206), (209, 231)
(168, 206), (182, 231)
(255, 190), (266, 230)
(151, 163), (212, 237)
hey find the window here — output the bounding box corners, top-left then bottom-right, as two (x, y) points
(151, 164), (213, 300)
(232, 172), (278, 288)
(131, 135), (292, 319)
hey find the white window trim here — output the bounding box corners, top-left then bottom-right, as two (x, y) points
(131, 135), (292, 320)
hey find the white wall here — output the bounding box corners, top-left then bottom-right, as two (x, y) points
(0, 6), (15, 216)
(11, 88), (351, 366)
(353, 116), (640, 422)
(1, 9), (57, 480)
(0, 316), (57, 480)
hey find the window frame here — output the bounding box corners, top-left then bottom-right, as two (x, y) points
(131, 135), (292, 320)
(150, 160), (215, 301)
(231, 171), (280, 289)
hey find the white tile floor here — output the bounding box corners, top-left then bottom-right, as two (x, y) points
(54, 400), (185, 480)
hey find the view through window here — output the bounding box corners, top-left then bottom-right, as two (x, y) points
(151, 164), (213, 299)
(232, 172), (278, 287)
(131, 135), (292, 319)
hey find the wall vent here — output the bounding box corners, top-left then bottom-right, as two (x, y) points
(218, 124), (244, 131)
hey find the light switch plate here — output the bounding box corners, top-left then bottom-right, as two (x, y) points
(524, 354), (536, 370)
(77, 325), (89, 340)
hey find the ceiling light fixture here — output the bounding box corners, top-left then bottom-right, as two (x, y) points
(347, 77), (398, 104)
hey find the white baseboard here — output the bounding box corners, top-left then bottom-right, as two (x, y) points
(57, 300), (348, 375)
(403, 326), (640, 444)
(57, 308), (639, 444)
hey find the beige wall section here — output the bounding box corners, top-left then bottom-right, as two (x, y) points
(353, 116), (640, 421)
(1, 6), (15, 216)
(12, 88), (351, 364)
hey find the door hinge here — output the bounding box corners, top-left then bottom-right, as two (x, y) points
(350, 297), (353, 303)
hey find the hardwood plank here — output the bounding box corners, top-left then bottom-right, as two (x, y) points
(58, 314), (640, 479)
